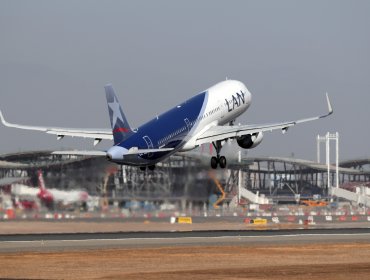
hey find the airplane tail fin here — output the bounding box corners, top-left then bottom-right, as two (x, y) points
(104, 84), (134, 145)
(38, 170), (46, 191)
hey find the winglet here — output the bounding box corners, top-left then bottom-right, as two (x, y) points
(293, 93), (333, 124)
(0, 109), (8, 126)
(316, 92), (333, 120)
(326, 92), (333, 115)
(0, 109), (17, 128)
(0, 109), (46, 131)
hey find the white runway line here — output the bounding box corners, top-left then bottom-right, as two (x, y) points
(2, 232), (370, 245)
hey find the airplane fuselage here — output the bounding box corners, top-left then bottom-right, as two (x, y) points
(107, 80), (251, 166)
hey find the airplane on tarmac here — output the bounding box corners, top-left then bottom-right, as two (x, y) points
(0, 80), (333, 170)
(11, 170), (89, 209)
(36, 170), (89, 209)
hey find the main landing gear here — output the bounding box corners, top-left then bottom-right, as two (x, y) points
(139, 165), (156, 171)
(210, 141), (227, 169)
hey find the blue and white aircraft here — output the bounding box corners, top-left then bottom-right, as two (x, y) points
(0, 80), (333, 170)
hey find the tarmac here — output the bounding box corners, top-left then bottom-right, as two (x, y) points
(0, 227), (370, 253)
(0, 218), (369, 279)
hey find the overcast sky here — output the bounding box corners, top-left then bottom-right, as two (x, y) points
(0, 1), (369, 162)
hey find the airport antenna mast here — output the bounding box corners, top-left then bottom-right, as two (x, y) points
(317, 132), (339, 189)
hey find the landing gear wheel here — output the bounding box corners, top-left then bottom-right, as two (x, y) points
(148, 165), (156, 171)
(219, 156), (227, 168)
(210, 140), (227, 169)
(139, 166), (146, 171)
(211, 157), (218, 169)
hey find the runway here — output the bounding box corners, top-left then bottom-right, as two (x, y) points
(1, 228), (370, 279)
(1, 227), (370, 253)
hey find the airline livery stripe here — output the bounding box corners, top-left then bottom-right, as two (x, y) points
(113, 127), (130, 133)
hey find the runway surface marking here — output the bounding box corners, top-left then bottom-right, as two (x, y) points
(1, 228), (369, 253)
(2, 232), (370, 244)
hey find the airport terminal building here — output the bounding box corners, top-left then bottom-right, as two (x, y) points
(1, 150), (370, 211)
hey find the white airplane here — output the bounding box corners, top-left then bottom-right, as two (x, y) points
(36, 170), (89, 208)
(0, 80), (333, 170)
(11, 170), (89, 209)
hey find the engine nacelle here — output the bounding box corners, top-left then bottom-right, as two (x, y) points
(237, 132), (263, 149)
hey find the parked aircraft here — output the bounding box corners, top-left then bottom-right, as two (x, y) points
(10, 184), (39, 210)
(11, 170), (89, 209)
(0, 80), (332, 169)
(36, 170), (89, 209)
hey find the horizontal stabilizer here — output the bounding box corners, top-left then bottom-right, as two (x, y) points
(126, 147), (174, 155)
(52, 151), (107, 156)
(52, 147), (174, 157)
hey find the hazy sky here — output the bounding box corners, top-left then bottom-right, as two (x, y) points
(1, 1), (369, 162)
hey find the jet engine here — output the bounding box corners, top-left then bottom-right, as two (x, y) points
(236, 132), (263, 149)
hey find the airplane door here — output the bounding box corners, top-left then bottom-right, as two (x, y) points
(184, 118), (191, 131)
(143, 135), (154, 158)
(218, 100), (224, 119)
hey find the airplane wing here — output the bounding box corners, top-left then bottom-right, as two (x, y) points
(0, 110), (112, 145)
(195, 93), (333, 145)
